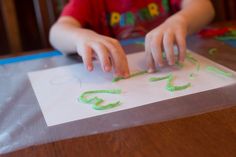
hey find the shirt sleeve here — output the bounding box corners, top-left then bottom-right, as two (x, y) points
(61, 0), (92, 27)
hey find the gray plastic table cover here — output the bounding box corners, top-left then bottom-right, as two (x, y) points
(0, 40), (236, 154)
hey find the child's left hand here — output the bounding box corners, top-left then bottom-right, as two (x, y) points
(145, 15), (188, 73)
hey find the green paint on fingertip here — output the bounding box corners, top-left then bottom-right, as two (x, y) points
(206, 66), (233, 77)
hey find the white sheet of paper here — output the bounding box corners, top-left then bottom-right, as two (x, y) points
(28, 50), (236, 126)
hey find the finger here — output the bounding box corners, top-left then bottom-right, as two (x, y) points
(77, 45), (94, 71)
(150, 33), (164, 67)
(175, 31), (186, 62)
(90, 42), (112, 72)
(163, 31), (175, 65)
(103, 38), (130, 77)
(146, 52), (156, 73)
(145, 33), (156, 73)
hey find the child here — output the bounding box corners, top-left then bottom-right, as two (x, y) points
(49, 0), (214, 77)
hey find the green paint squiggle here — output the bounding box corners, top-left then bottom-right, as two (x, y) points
(149, 75), (171, 82)
(79, 89), (122, 110)
(149, 74), (191, 92)
(208, 48), (217, 56)
(93, 101), (121, 110)
(166, 74), (191, 92)
(206, 66), (233, 77)
(186, 53), (200, 71)
(112, 70), (147, 82)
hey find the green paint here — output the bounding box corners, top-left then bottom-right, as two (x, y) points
(196, 64), (200, 71)
(206, 66), (233, 77)
(162, 52), (167, 59)
(175, 61), (184, 68)
(149, 74), (191, 92)
(189, 73), (197, 80)
(186, 53), (200, 71)
(166, 82), (191, 91)
(79, 89), (122, 110)
(186, 53), (198, 63)
(112, 76), (124, 82)
(149, 75), (170, 82)
(112, 70), (147, 82)
(208, 48), (217, 56)
(166, 74), (191, 92)
(92, 101), (121, 110)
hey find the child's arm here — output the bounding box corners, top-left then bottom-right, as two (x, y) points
(145, 0), (215, 73)
(49, 16), (130, 77)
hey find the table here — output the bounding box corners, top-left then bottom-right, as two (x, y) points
(1, 33), (236, 157)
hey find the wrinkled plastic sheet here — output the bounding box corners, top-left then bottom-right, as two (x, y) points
(1, 38), (236, 154)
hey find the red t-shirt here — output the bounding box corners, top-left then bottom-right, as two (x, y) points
(61, 0), (182, 39)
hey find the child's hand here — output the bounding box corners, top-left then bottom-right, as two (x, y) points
(145, 15), (187, 73)
(75, 29), (130, 77)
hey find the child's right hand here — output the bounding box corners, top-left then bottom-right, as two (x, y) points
(75, 29), (130, 78)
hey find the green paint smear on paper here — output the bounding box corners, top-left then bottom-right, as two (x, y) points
(206, 66), (233, 77)
(93, 101), (121, 110)
(79, 89), (122, 110)
(186, 53), (200, 71)
(175, 61), (184, 68)
(149, 74), (191, 92)
(112, 76), (124, 82)
(189, 73), (197, 80)
(208, 48), (218, 56)
(149, 75), (171, 82)
(166, 74), (191, 92)
(162, 52), (184, 68)
(112, 70), (147, 82)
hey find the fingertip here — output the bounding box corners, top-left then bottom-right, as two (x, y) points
(87, 65), (93, 71)
(148, 68), (156, 73)
(169, 61), (175, 66)
(114, 72), (123, 78)
(179, 51), (186, 63)
(104, 65), (111, 72)
(168, 54), (175, 65)
(158, 61), (164, 67)
(179, 57), (185, 63)
(124, 72), (130, 78)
